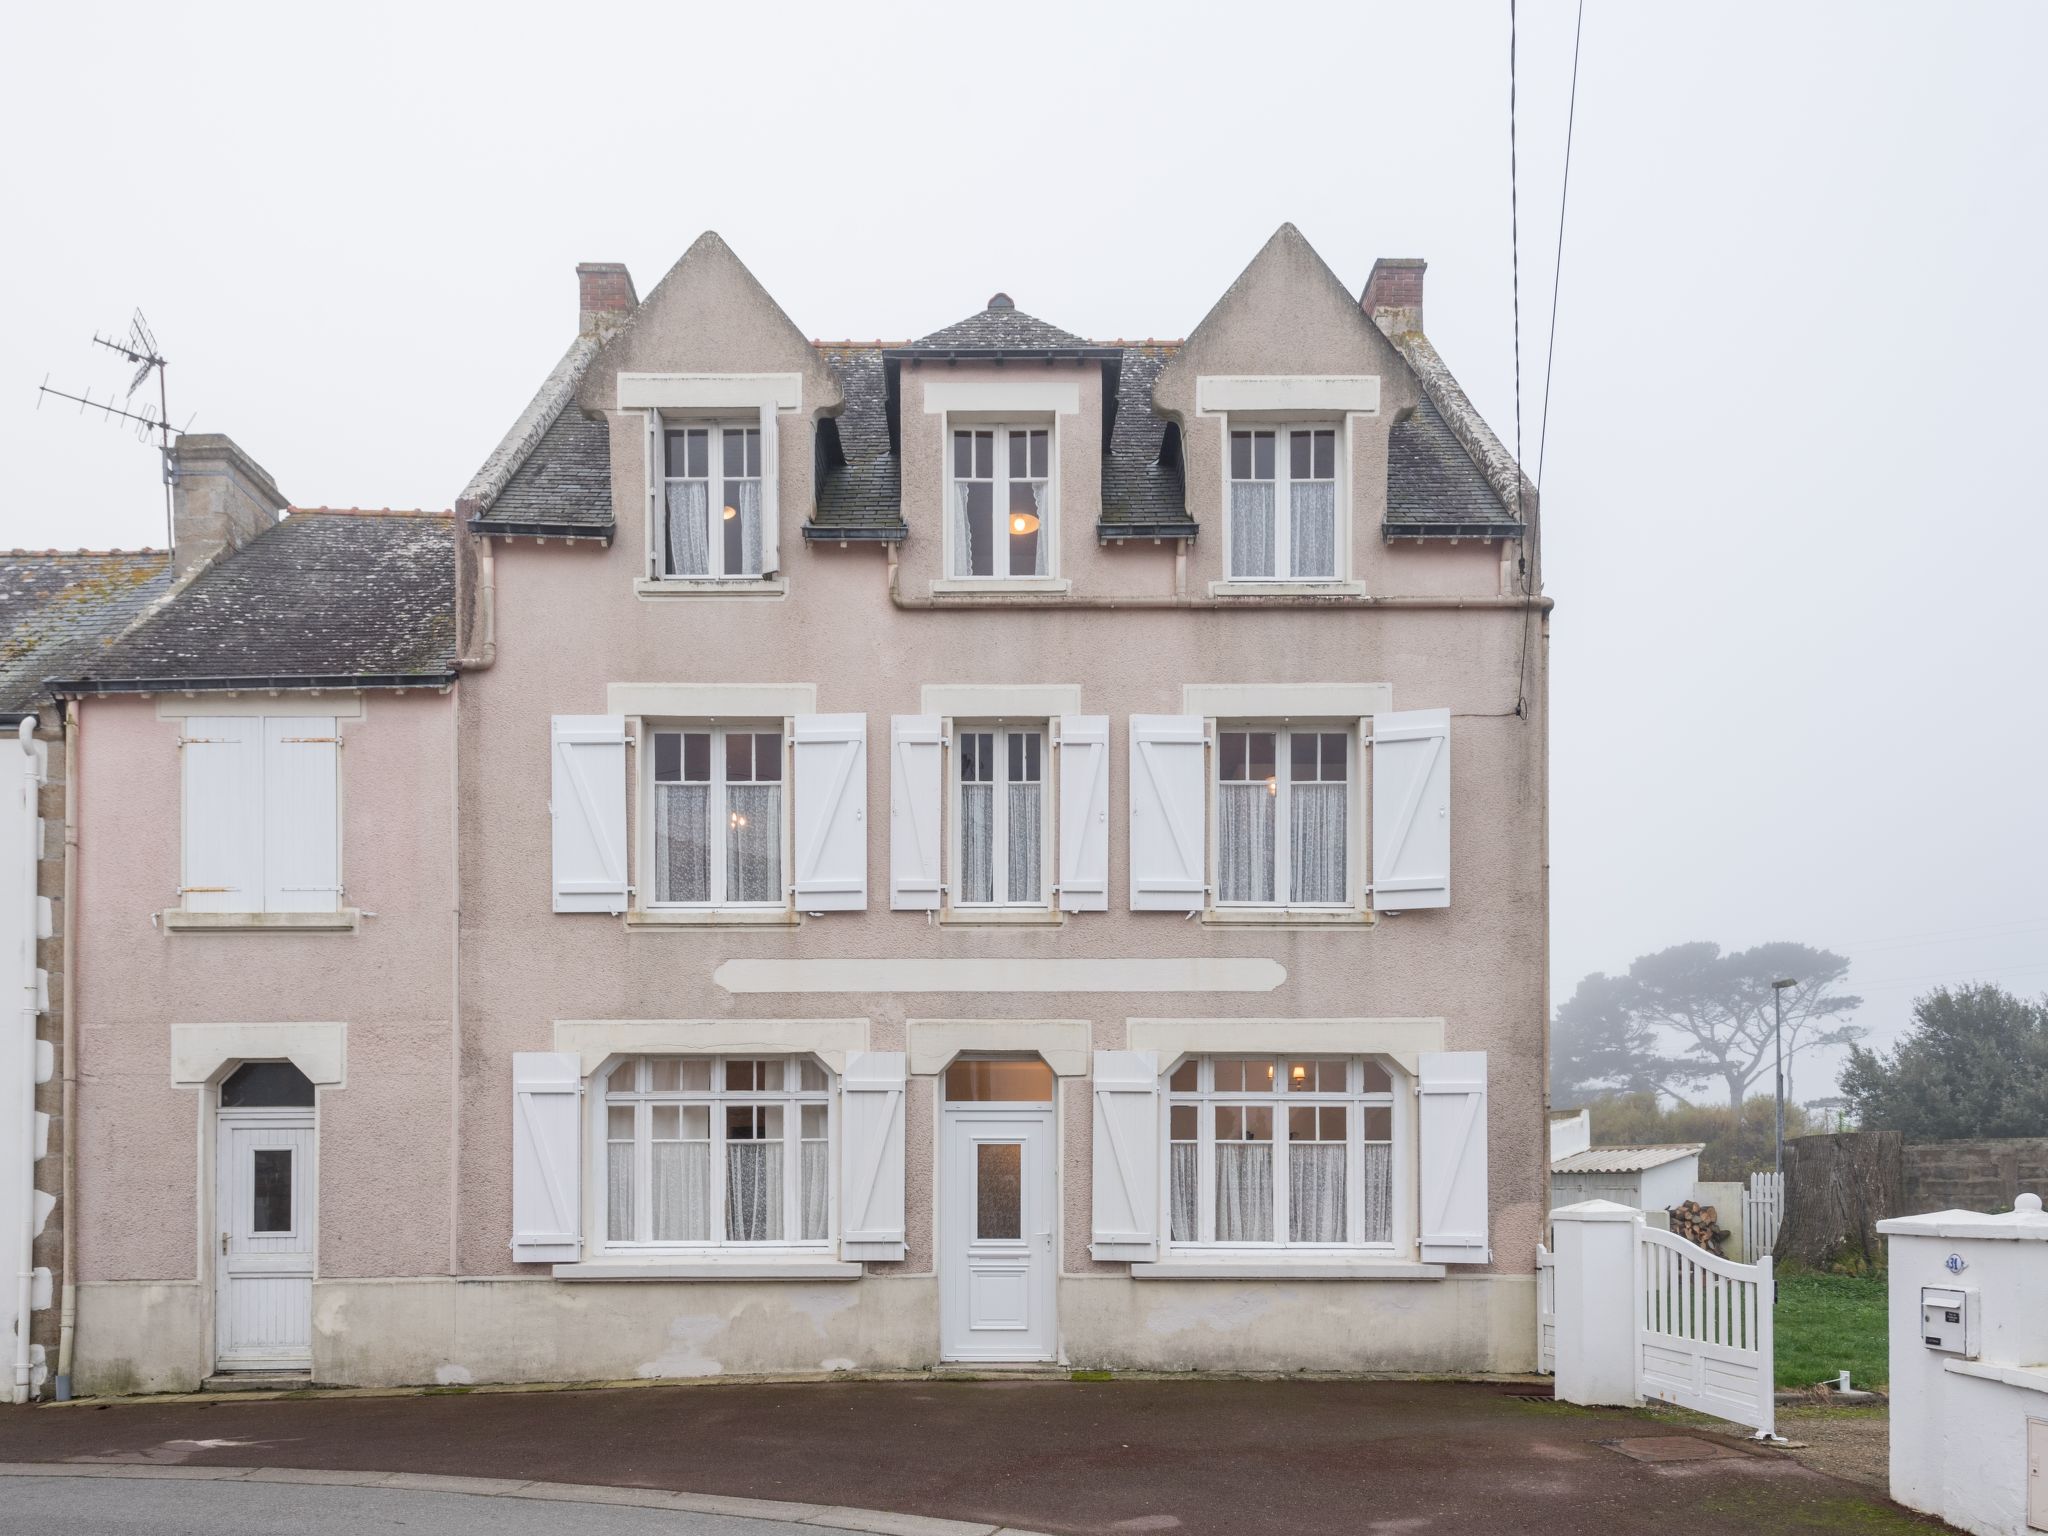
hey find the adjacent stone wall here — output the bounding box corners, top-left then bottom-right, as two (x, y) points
(1904, 1138), (2048, 1214)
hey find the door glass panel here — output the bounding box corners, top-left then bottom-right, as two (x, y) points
(945, 1059), (1055, 1102)
(252, 1148), (293, 1233)
(976, 1142), (1022, 1240)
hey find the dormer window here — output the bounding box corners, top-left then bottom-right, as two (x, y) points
(1227, 426), (1339, 581)
(662, 424), (765, 579)
(950, 425), (1051, 578)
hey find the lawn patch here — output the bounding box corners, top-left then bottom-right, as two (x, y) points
(1776, 1270), (1888, 1389)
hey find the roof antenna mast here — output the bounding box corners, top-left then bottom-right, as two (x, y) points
(36, 310), (191, 558)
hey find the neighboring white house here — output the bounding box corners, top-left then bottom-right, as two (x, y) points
(1549, 1108), (1591, 1164)
(1550, 1144), (1703, 1214)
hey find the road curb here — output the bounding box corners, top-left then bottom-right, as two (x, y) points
(0, 1462), (1055, 1536)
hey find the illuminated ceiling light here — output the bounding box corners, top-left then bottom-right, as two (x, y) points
(723, 505), (739, 521)
(1010, 511), (1040, 536)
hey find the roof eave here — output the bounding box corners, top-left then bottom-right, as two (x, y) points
(800, 524), (906, 545)
(1097, 521), (1198, 542)
(49, 671), (458, 697)
(1382, 521), (1527, 542)
(468, 519), (615, 544)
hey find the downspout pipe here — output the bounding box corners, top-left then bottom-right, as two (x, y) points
(55, 701), (77, 1400)
(13, 716), (44, 1404)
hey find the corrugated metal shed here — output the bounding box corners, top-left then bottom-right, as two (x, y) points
(1550, 1143), (1705, 1175)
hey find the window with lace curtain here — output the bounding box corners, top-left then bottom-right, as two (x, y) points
(1227, 425), (1339, 580)
(1216, 725), (1351, 907)
(661, 424), (765, 579)
(949, 424), (1052, 578)
(1165, 1056), (1395, 1248)
(648, 724), (784, 907)
(951, 724), (1049, 907)
(601, 1056), (832, 1248)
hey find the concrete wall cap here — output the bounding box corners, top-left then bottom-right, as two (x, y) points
(1550, 1199), (1642, 1222)
(1877, 1196), (2048, 1241)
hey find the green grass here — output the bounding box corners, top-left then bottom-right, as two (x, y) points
(1775, 1270), (1889, 1389)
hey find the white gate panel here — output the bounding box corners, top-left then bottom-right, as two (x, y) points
(1635, 1224), (1775, 1437)
(1536, 1243), (1556, 1375)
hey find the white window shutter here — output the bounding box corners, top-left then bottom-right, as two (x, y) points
(839, 1051), (906, 1261)
(511, 1051), (582, 1264)
(645, 409), (662, 579)
(758, 401), (781, 575)
(551, 714), (628, 913)
(1372, 707), (1450, 911)
(889, 714), (943, 911)
(1418, 1050), (1488, 1264)
(1089, 1050), (1159, 1260)
(1058, 715), (1109, 912)
(182, 716), (263, 914)
(794, 713), (867, 911)
(1127, 714), (1206, 911)
(262, 716), (339, 913)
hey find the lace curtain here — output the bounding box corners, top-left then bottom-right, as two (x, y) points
(800, 1141), (829, 1241)
(1215, 1142), (1274, 1242)
(959, 780), (994, 902)
(652, 1140), (712, 1242)
(1006, 779), (1042, 902)
(655, 783), (711, 903)
(1218, 782), (1275, 902)
(953, 480), (978, 577)
(665, 481), (710, 576)
(1363, 1142), (1393, 1244)
(727, 1141), (785, 1241)
(1026, 480), (1050, 576)
(1230, 481), (1275, 577)
(1169, 1143), (1200, 1242)
(1289, 480), (1337, 578)
(1289, 782), (1347, 904)
(607, 1141), (633, 1242)
(724, 784), (781, 903)
(732, 479), (765, 576)
(1288, 1143), (1347, 1243)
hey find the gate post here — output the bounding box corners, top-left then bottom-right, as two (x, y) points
(1551, 1199), (1643, 1408)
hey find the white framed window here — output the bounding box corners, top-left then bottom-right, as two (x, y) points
(950, 723), (1050, 908)
(180, 715), (341, 915)
(1165, 1055), (1396, 1248)
(648, 723), (786, 907)
(599, 1055), (832, 1248)
(659, 422), (765, 579)
(949, 423), (1052, 578)
(1227, 425), (1340, 580)
(1215, 724), (1352, 907)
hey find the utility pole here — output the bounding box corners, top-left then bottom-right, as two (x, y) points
(1771, 978), (1797, 1175)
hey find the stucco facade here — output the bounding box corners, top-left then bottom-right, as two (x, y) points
(62, 226), (1548, 1394)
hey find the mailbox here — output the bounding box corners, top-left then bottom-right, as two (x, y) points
(1920, 1285), (1979, 1358)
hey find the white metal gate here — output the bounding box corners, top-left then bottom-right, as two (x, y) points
(1743, 1170), (1783, 1261)
(1535, 1243), (1556, 1374)
(1636, 1223), (1775, 1437)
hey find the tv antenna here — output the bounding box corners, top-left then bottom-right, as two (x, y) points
(37, 310), (192, 556)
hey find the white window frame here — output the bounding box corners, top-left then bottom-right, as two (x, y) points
(593, 1054), (834, 1253)
(947, 720), (1053, 910)
(1210, 720), (1359, 912)
(1161, 1055), (1401, 1253)
(1223, 421), (1345, 581)
(639, 719), (792, 911)
(944, 419), (1057, 581)
(655, 419), (765, 581)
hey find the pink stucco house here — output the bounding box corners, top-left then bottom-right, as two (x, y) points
(38, 225), (1548, 1394)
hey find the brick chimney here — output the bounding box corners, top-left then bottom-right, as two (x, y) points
(1361, 257), (1426, 336)
(577, 262), (638, 334)
(169, 434), (287, 579)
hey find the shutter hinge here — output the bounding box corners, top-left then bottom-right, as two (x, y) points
(178, 886), (234, 894)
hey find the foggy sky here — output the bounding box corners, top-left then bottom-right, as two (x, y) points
(7, 2), (2043, 1100)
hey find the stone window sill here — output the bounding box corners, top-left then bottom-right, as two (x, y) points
(1200, 907), (1373, 929)
(939, 908), (1065, 928)
(1131, 1256), (1444, 1281)
(553, 1257), (862, 1282)
(1207, 580), (1368, 599)
(633, 577), (788, 600)
(163, 909), (360, 934)
(927, 577), (1073, 597)
(626, 908), (801, 929)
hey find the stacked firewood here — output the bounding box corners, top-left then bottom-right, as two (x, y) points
(1667, 1200), (1730, 1257)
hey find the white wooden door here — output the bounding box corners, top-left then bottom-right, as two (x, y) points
(940, 1108), (1056, 1362)
(215, 1112), (315, 1371)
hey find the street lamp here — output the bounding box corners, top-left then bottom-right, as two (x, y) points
(1771, 978), (1798, 1175)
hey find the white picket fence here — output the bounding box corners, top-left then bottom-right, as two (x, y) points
(1744, 1171), (1783, 1262)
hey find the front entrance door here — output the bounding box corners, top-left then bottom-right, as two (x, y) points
(940, 1061), (1057, 1362)
(214, 1110), (315, 1371)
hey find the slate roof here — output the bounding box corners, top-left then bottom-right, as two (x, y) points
(1099, 345), (1190, 537)
(809, 346), (904, 540)
(51, 511), (458, 693)
(1385, 398), (1522, 537)
(905, 297), (1095, 354)
(1552, 1145), (1705, 1176)
(0, 551), (173, 715)
(475, 399), (613, 536)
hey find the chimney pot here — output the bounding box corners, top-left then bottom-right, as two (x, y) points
(577, 262), (638, 334)
(1361, 257), (1426, 336)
